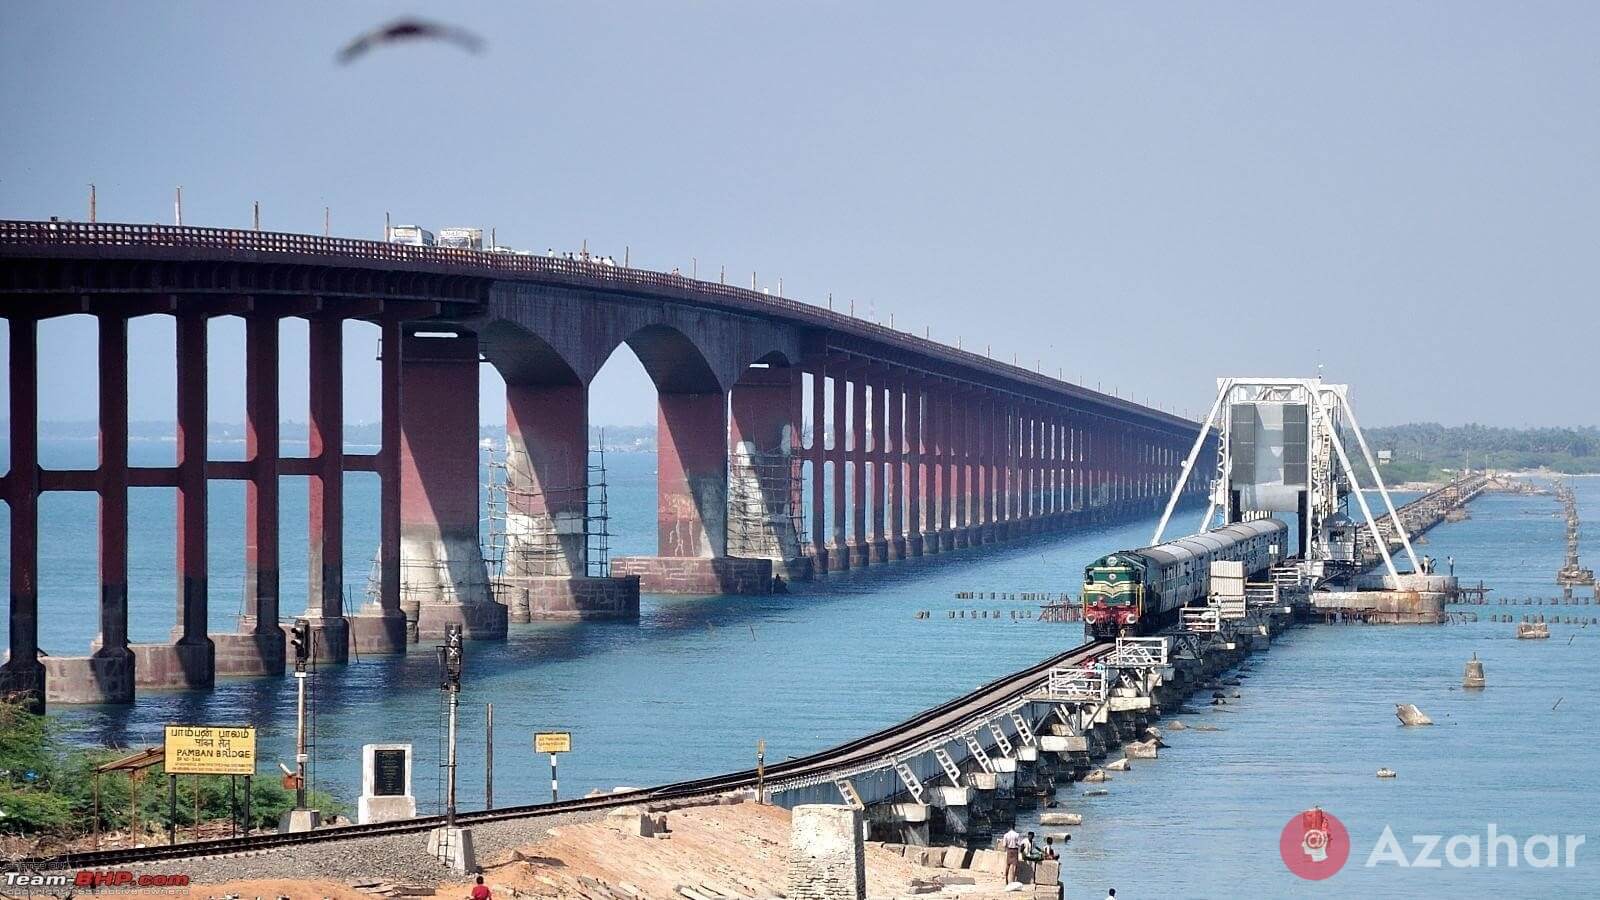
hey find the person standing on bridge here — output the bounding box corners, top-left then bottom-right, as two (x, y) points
(1002, 825), (1022, 882)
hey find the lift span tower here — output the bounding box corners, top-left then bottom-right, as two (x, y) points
(1153, 377), (1420, 581)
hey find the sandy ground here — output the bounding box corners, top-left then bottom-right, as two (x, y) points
(99, 801), (1037, 900)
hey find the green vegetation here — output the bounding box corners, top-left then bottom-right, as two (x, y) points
(0, 699), (341, 839)
(1358, 424), (1600, 483)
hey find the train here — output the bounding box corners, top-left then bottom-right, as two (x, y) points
(1081, 518), (1289, 637)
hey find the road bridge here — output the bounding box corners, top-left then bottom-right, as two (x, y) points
(0, 220), (1212, 706)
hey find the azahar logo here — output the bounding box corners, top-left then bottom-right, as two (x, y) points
(1280, 807), (1351, 880)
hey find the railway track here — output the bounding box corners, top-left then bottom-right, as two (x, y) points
(17, 639), (1110, 872)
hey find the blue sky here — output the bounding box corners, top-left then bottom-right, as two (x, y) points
(2, 2), (1596, 427)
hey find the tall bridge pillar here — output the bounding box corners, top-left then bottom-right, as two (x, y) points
(728, 364), (811, 580)
(1, 318), (45, 710)
(302, 315), (349, 662)
(904, 377), (924, 558)
(807, 361), (829, 572)
(350, 319), (410, 653)
(224, 314), (287, 672)
(400, 331), (506, 641)
(501, 382), (640, 619)
(614, 387), (773, 593)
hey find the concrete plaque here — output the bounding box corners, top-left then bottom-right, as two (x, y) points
(359, 743), (416, 824)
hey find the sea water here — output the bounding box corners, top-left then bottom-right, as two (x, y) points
(3, 440), (1596, 896)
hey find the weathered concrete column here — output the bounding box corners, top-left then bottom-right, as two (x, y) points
(136, 310), (215, 689)
(614, 387), (772, 594)
(658, 391), (728, 558)
(886, 376), (905, 559)
(400, 331), (506, 641)
(1, 318), (45, 709)
(923, 380), (943, 554)
(87, 316), (135, 700)
(729, 365), (811, 579)
(228, 314), (287, 672)
(503, 383), (641, 618)
(904, 379), (923, 557)
(829, 369), (850, 568)
(351, 318), (410, 654)
(849, 374), (869, 566)
(868, 374), (889, 563)
(808, 362), (829, 572)
(940, 388), (957, 552)
(953, 391), (971, 548)
(787, 805), (866, 900)
(303, 316), (350, 662)
(975, 394), (992, 543)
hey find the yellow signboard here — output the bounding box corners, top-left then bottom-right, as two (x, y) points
(534, 731), (572, 754)
(163, 725), (257, 776)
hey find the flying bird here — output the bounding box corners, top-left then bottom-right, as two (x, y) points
(336, 18), (485, 64)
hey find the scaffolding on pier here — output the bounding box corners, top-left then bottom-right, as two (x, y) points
(484, 434), (613, 596)
(727, 441), (809, 562)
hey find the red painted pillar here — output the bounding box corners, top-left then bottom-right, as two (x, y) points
(97, 315), (132, 669)
(868, 374), (889, 562)
(305, 316), (349, 662)
(350, 317), (409, 653)
(172, 310), (214, 684)
(808, 363), (828, 571)
(829, 370), (849, 568)
(905, 379), (923, 557)
(401, 331), (504, 640)
(849, 373), (869, 566)
(1, 318), (44, 708)
(729, 365), (803, 571)
(925, 381), (944, 553)
(505, 383), (588, 596)
(242, 315), (280, 641)
(940, 387), (953, 547)
(972, 393), (985, 538)
(887, 376), (905, 559)
(955, 391), (972, 547)
(658, 391), (729, 559)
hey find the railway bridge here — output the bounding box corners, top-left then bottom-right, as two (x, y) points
(0, 220), (1212, 706)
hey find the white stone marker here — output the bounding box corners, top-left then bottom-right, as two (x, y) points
(359, 743), (417, 824)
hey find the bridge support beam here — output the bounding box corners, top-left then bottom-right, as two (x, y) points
(614, 389), (771, 594)
(2, 319), (45, 710)
(886, 374), (906, 560)
(501, 383), (640, 619)
(728, 365), (812, 581)
(829, 369), (850, 570)
(400, 331), (506, 641)
(218, 313), (290, 674)
(807, 362), (829, 573)
(351, 319), (411, 653)
(135, 309), (215, 690)
(300, 316), (349, 662)
(867, 372), (890, 564)
(904, 378), (923, 557)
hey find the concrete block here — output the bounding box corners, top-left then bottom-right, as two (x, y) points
(1040, 735), (1088, 753)
(279, 808), (320, 833)
(426, 825), (476, 874)
(787, 805), (866, 900)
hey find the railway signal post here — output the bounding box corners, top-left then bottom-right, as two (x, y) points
(427, 625), (476, 873)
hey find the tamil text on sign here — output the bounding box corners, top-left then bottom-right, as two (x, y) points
(163, 725), (257, 776)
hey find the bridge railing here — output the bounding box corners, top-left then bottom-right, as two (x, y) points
(0, 219), (1195, 432)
